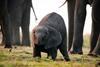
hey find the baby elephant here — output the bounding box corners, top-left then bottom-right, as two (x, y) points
(32, 12), (70, 61)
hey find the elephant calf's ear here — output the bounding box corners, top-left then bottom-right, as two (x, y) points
(45, 26), (62, 49)
(32, 29), (37, 45)
(32, 29), (35, 44)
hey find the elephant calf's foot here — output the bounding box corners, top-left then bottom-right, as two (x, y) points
(64, 58), (70, 61)
(4, 44), (12, 48)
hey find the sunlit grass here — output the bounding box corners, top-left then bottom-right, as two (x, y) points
(83, 34), (90, 48)
(0, 35), (100, 67)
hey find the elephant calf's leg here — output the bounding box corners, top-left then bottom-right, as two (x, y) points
(33, 45), (41, 57)
(48, 48), (57, 61)
(59, 42), (70, 61)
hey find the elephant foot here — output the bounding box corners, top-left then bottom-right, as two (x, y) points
(65, 58), (70, 61)
(88, 53), (98, 57)
(69, 51), (83, 55)
(4, 44), (12, 48)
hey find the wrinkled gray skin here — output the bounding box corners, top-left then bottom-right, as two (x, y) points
(8, 0), (31, 46)
(0, 0), (31, 47)
(64, 0), (93, 54)
(0, 0), (12, 48)
(32, 12), (70, 61)
(0, 0), (37, 47)
(89, 0), (100, 56)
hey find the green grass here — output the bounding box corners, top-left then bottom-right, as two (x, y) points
(0, 35), (100, 67)
(0, 46), (99, 67)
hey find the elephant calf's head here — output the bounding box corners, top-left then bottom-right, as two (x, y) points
(32, 26), (62, 49)
(32, 26), (48, 45)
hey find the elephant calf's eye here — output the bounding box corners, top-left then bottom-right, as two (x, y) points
(42, 35), (46, 40)
(33, 31), (35, 33)
(42, 38), (45, 41)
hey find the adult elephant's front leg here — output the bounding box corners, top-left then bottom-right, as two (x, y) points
(71, 0), (87, 54)
(2, 0), (12, 48)
(4, 15), (12, 48)
(67, 0), (76, 51)
(11, 7), (22, 45)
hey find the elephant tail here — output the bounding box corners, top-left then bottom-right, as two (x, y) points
(30, 0), (38, 20)
(31, 4), (38, 20)
(59, 0), (67, 8)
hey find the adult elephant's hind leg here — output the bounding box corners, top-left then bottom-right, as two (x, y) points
(92, 35), (100, 56)
(21, 4), (30, 46)
(89, 8), (100, 55)
(89, 23), (99, 54)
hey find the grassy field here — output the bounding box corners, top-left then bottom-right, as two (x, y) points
(0, 35), (100, 67)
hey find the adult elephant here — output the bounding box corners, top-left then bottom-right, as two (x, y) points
(8, 0), (31, 46)
(65, 0), (93, 54)
(88, 0), (100, 56)
(8, 0), (35, 46)
(0, 0), (36, 48)
(0, 0), (12, 48)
